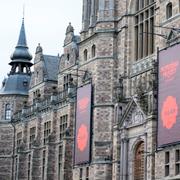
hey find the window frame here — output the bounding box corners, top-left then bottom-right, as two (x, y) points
(5, 103), (11, 120)
(84, 49), (88, 61)
(165, 151), (170, 177)
(134, 0), (155, 60)
(166, 2), (172, 19)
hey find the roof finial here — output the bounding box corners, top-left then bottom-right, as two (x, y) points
(23, 3), (25, 20)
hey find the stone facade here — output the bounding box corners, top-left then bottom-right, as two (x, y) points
(1, 0), (180, 180)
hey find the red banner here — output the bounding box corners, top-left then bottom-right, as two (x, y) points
(74, 84), (92, 165)
(158, 43), (180, 147)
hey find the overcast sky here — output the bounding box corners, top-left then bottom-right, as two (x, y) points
(0, 0), (82, 83)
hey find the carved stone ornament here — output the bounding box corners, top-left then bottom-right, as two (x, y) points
(35, 43), (43, 54)
(128, 109), (144, 126)
(66, 22), (74, 34)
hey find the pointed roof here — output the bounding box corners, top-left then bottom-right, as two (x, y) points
(10, 18), (32, 63)
(0, 18), (33, 96)
(17, 18), (27, 47)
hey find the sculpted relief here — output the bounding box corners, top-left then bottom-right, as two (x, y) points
(127, 108), (145, 127)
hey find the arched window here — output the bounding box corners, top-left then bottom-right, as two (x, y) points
(166, 2), (172, 19)
(92, 45), (96, 58)
(5, 103), (11, 120)
(134, 0), (155, 60)
(134, 141), (145, 180)
(84, 49), (88, 61)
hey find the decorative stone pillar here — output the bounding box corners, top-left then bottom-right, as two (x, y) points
(90, 0), (95, 26)
(82, 0), (89, 30)
(122, 138), (128, 180)
(120, 140), (124, 180)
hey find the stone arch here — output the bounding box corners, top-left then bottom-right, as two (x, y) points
(166, 2), (172, 19)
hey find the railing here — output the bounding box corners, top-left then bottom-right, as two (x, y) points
(13, 90), (69, 122)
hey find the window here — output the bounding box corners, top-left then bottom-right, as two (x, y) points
(84, 49), (88, 61)
(28, 154), (31, 180)
(166, 2), (172, 19)
(86, 167), (89, 180)
(29, 127), (36, 149)
(42, 150), (46, 180)
(134, 0), (155, 60)
(16, 132), (22, 152)
(92, 45), (96, 58)
(63, 74), (72, 91)
(80, 168), (83, 180)
(60, 115), (68, 141)
(58, 145), (63, 179)
(33, 89), (40, 100)
(175, 149), (180, 175)
(165, 151), (170, 176)
(134, 141), (145, 180)
(5, 103), (11, 120)
(44, 121), (51, 145)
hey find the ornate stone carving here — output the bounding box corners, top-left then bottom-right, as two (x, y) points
(128, 109), (144, 126)
(66, 22), (74, 34)
(35, 43), (43, 54)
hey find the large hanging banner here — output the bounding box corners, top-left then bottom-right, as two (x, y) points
(74, 83), (92, 165)
(158, 43), (180, 147)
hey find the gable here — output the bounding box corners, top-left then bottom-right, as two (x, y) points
(119, 97), (146, 128)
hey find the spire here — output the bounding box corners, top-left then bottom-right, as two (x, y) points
(0, 16), (32, 96)
(10, 18), (32, 62)
(17, 18), (27, 47)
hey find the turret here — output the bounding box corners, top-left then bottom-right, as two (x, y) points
(0, 18), (33, 95)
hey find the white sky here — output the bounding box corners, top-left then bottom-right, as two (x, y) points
(0, 0), (82, 83)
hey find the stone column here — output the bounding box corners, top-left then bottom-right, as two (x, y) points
(90, 0), (95, 26)
(120, 140), (124, 180)
(82, 0), (89, 30)
(122, 138), (128, 180)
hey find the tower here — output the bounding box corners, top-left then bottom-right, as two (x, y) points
(0, 18), (33, 121)
(74, 0), (119, 179)
(0, 18), (32, 179)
